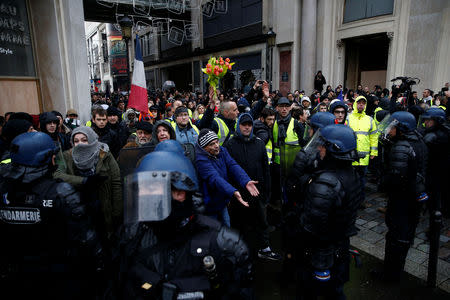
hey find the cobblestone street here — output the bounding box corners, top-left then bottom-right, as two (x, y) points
(351, 181), (450, 293)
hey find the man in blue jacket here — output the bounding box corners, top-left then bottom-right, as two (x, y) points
(195, 129), (259, 227)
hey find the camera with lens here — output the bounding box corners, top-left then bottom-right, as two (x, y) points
(439, 87), (448, 97)
(390, 76), (420, 95)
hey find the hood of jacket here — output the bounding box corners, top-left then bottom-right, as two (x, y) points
(150, 120), (176, 145)
(352, 96), (367, 117)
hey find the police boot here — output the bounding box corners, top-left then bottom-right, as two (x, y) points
(383, 237), (410, 282)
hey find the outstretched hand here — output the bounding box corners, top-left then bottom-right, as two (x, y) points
(233, 191), (249, 207)
(246, 180), (260, 197)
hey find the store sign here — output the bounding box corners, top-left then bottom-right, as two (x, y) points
(0, 0), (35, 76)
(107, 24), (128, 75)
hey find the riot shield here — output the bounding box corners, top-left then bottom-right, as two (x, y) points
(117, 145), (156, 179)
(117, 143), (196, 180)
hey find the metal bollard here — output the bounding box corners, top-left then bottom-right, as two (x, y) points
(427, 210), (442, 287)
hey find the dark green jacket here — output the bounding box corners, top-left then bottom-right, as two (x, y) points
(54, 149), (123, 237)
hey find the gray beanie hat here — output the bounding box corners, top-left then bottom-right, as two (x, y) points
(71, 126), (98, 145)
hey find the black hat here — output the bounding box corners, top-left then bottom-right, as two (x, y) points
(150, 105), (159, 112)
(136, 121), (153, 133)
(239, 113), (253, 125)
(174, 106), (189, 118)
(107, 106), (122, 117)
(9, 112), (33, 124)
(277, 97), (290, 106)
(2, 119), (33, 143)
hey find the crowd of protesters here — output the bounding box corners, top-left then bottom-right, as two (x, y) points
(1, 75), (449, 299)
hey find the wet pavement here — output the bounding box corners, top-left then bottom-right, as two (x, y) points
(256, 180), (450, 299)
(351, 181), (450, 293)
(254, 249), (450, 299)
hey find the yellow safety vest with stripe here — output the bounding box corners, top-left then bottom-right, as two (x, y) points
(168, 118), (199, 133)
(85, 120), (92, 127)
(266, 139), (273, 164)
(170, 120), (200, 134)
(0, 158), (11, 164)
(273, 118), (300, 175)
(214, 117), (236, 146)
(347, 98), (378, 166)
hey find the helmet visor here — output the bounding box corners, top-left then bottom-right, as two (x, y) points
(303, 129), (324, 153)
(377, 114), (399, 138)
(417, 115), (428, 130)
(124, 171), (172, 224)
(383, 119), (399, 137)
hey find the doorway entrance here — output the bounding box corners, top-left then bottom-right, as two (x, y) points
(344, 33), (389, 90)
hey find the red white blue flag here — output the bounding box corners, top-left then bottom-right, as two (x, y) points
(128, 34), (148, 113)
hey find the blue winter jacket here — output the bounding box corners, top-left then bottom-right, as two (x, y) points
(174, 123), (199, 146)
(195, 143), (251, 214)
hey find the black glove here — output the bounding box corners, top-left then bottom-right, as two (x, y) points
(84, 174), (108, 188)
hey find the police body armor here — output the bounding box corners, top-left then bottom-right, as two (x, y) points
(119, 215), (252, 300)
(299, 167), (362, 277)
(0, 177), (89, 270)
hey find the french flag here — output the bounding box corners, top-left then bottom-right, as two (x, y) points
(128, 34), (148, 113)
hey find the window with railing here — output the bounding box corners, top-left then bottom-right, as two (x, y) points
(343, 0), (394, 23)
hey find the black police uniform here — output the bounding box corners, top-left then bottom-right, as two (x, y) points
(0, 170), (102, 299)
(423, 122), (450, 215)
(382, 130), (428, 281)
(298, 158), (361, 299)
(282, 148), (322, 282)
(117, 213), (253, 300)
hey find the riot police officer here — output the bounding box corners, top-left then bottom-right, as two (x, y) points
(377, 111), (428, 282)
(286, 111), (337, 204)
(0, 132), (102, 299)
(297, 124), (361, 299)
(421, 107), (450, 216)
(117, 140), (253, 299)
(282, 112), (336, 286)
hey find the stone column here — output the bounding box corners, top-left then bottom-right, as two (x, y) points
(300, 0), (317, 93)
(291, 0), (301, 91)
(335, 39), (345, 88)
(385, 31), (395, 88)
(29, 0), (91, 123)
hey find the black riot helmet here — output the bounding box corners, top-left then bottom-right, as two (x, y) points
(124, 140), (198, 225)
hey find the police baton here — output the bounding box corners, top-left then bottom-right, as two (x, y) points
(427, 210), (442, 287)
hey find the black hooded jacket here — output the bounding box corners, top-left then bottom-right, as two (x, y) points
(423, 122), (450, 208)
(39, 112), (71, 151)
(91, 123), (120, 158)
(108, 121), (130, 148)
(253, 119), (272, 145)
(224, 113), (270, 202)
(149, 120), (176, 145)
